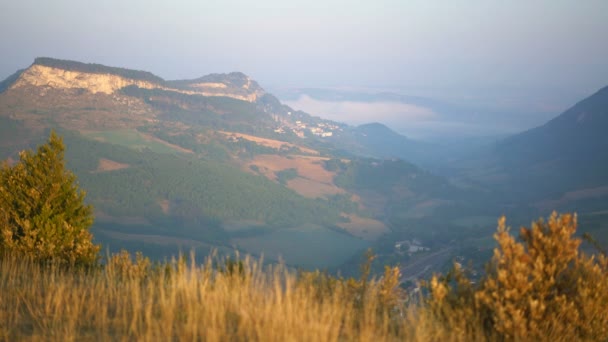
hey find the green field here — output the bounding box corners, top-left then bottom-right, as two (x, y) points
(84, 129), (184, 154)
(231, 224), (368, 269)
(451, 215), (498, 229)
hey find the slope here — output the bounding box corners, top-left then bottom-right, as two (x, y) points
(457, 85), (608, 209)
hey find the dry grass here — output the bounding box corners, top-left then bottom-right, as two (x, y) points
(1, 212), (606, 341)
(0, 252), (434, 342)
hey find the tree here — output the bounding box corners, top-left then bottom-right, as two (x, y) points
(0, 131), (99, 266)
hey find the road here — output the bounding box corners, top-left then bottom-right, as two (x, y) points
(399, 247), (454, 282)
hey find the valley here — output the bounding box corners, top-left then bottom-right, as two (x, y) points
(1, 57), (607, 276)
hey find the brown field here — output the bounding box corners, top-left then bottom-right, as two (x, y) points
(158, 199), (170, 214)
(247, 154), (345, 198)
(534, 185), (608, 211)
(286, 177), (344, 198)
(94, 158), (130, 172)
(337, 214), (389, 240)
(249, 154), (335, 184)
(219, 131), (319, 155)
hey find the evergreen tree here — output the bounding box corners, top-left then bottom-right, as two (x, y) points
(0, 131), (99, 265)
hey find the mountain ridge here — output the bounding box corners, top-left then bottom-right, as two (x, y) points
(0, 57), (446, 268)
(449, 84), (608, 208)
(2, 57), (558, 270)
(5, 57), (264, 102)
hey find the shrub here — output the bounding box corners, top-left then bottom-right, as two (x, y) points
(0, 132), (99, 266)
(425, 212), (608, 341)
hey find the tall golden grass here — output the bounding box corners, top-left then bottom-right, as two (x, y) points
(0, 251), (431, 341)
(1, 212), (607, 341)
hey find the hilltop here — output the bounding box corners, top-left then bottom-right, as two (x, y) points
(0, 58), (455, 271)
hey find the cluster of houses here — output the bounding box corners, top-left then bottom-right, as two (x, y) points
(272, 115), (341, 138)
(394, 239), (430, 255)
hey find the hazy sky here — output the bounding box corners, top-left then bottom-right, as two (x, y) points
(1, 0), (607, 94)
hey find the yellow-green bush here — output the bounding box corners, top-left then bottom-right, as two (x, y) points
(426, 212), (608, 341)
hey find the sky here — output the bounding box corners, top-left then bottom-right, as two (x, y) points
(1, 0), (608, 137)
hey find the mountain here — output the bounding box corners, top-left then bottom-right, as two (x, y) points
(0, 57), (471, 270)
(498, 85), (608, 166)
(5, 57), (606, 276)
(347, 123), (441, 166)
(455, 85), (608, 215)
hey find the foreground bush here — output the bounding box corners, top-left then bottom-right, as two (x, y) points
(0, 132), (99, 266)
(426, 212), (608, 341)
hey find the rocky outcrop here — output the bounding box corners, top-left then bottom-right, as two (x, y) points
(9, 59), (265, 103)
(11, 65), (161, 95)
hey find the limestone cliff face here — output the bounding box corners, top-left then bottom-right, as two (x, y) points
(10, 63), (264, 102)
(178, 83), (262, 102)
(11, 65), (162, 95)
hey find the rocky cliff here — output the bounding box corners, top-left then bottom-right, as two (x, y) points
(7, 58), (264, 102)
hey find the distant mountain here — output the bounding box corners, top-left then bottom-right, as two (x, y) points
(7, 57), (604, 273)
(8, 57), (263, 101)
(498, 85), (608, 164)
(327, 122), (441, 166)
(458, 85), (608, 210)
(0, 57), (470, 269)
(167, 72), (265, 102)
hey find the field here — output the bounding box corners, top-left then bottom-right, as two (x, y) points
(219, 131), (319, 155)
(286, 177), (345, 198)
(84, 129), (191, 154)
(247, 154), (344, 199)
(231, 224), (368, 269)
(337, 214), (389, 240)
(94, 158), (130, 172)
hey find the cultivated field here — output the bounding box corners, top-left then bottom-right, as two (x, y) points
(247, 154), (341, 198)
(219, 131), (319, 155)
(84, 129), (192, 154)
(94, 158), (130, 172)
(337, 214), (389, 240)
